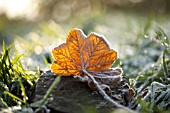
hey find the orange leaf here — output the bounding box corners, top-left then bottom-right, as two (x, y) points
(51, 28), (117, 76)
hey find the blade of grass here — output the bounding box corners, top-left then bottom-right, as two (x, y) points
(2, 41), (7, 54)
(150, 82), (156, 112)
(155, 28), (169, 48)
(159, 27), (169, 45)
(1, 49), (11, 88)
(12, 54), (24, 65)
(17, 73), (28, 106)
(0, 97), (8, 108)
(112, 58), (121, 67)
(42, 56), (50, 68)
(143, 14), (153, 35)
(38, 75), (61, 108)
(163, 52), (168, 77)
(4, 91), (24, 103)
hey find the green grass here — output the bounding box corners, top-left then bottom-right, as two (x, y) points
(0, 42), (61, 112)
(0, 42), (39, 107)
(121, 27), (170, 113)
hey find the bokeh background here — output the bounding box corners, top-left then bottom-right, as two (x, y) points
(0, 0), (170, 70)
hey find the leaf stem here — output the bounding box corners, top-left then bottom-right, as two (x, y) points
(82, 69), (135, 113)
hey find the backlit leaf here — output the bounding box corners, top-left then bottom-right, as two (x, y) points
(51, 28), (117, 76)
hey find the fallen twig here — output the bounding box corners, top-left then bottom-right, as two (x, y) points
(82, 69), (135, 113)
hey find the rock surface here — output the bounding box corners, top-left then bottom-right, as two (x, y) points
(34, 71), (115, 113)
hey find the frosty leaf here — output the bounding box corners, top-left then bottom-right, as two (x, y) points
(88, 68), (122, 90)
(51, 28), (117, 76)
(51, 29), (134, 112)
